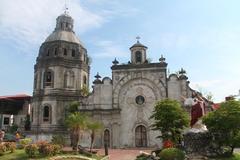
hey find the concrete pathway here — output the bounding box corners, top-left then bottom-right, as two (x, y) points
(98, 149), (152, 160)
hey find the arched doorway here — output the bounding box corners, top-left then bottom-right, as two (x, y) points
(104, 129), (110, 147)
(135, 125), (147, 147)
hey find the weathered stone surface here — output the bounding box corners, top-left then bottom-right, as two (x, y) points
(183, 131), (212, 156)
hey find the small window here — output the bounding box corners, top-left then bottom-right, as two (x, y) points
(64, 48), (67, 56)
(44, 71), (53, 87)
(83, 54), (86, 62)
(136, 95), (145, 105)
(72, 50), (75, 57)
(43, 106), (50, 122)
(136, 51), (142, 63)
(34, 75), (37, 89)
(83, 75), (87, 85)
(3, 117), (10, 125)
(63, 48), (67, 56)
(46, 50), (50, 56)
(54, 48), (58, 55)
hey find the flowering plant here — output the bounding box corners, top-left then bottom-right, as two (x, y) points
(163, 139), (174, 148)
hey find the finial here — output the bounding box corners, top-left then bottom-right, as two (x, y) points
(94, 72), (101, 79)
(64, 0), (69, 14)
(112, 58), (119, 65)
(179, 68), (186, 75)
(136, 36), (140, 43)
(93, 72), (102, 84)
(159, 54), (166, 62)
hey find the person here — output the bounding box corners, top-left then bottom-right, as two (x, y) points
(15, 131), (21, 142)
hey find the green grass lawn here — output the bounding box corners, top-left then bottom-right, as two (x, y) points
(0, 149), (103, 160)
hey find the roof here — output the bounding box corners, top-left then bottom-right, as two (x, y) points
(45, 30), (84, 45)
(212, 103), (220, 110)
(130, 41), (147, 49)
(0, 94), (31, 101)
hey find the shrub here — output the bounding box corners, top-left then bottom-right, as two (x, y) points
(36, 140), (49, 155)
(39, 143), (61, 156)
(42, 143), (55, 156)
(0, 144), (6, 156)
(51, 135), (66, 147)
(19, 138), (32, 149)
(52, 144), (61, 155)
(25, 144), (38, 158)
(4, 142), (16, 153)
(159, 148), (185, 160)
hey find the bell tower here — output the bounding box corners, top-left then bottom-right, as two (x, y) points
(31, 12), (90, 134)
(130, 37), (148, 64)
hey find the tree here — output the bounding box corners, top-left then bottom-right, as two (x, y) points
(80, 85), (90, 97)
(203, 100), (240, 156)
(66, 101), (79, 114)
(87, 120), (103, 152)
(150, 99), (190, 144)
(65, 112), (88, 151)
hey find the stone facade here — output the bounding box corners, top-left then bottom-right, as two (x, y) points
(30, 13), (194, 148)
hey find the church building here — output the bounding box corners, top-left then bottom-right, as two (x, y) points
(30, 12), (193, 148)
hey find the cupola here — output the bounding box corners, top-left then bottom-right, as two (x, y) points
(130, 37), (148, 64)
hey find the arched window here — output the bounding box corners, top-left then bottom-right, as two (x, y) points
(83, 75), (87, 85)
(54, 48), (58, 55)
(72, 49), (76, 57)
(43, 106), (51, 122)
(44, 70), (54, 87)
(83, 54), (86, 62)
(135, 125), (147, 147)
(135, 51), (142, 63)
(46, 50), (50, 56)
(34, 74), (37, 89)
(64, 48), (67, 56)
(104, 129), (110, 147)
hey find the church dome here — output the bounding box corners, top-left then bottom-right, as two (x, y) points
(130, 40), (147, 49)
(44, 13), (84, 46)
(45, 30), (83, 45)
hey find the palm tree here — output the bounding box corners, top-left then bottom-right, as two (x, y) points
(65, 112), (88, 151)
(87, 120), (103, 152)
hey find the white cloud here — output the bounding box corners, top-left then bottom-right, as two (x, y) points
(92, 40), (128, 58)
(0, 0), (104, 53)
(190, 79), (240, 103)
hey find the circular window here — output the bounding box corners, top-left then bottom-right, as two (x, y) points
(135, 95), (145, 105)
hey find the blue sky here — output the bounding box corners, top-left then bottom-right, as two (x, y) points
(0, 0), (240, 102)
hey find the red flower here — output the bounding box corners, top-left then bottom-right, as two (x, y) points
(163, 140), (174, 148)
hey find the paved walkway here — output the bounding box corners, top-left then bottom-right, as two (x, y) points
(63, 147), (153, 160)
(98, 149), (152, 160)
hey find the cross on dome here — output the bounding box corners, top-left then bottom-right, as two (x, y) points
(64, 0), (69, 14)
(136, 36), (141, 43)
